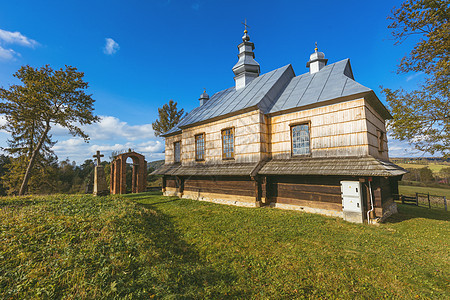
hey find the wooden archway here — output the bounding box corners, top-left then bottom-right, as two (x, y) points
(110, 150), (147, 194)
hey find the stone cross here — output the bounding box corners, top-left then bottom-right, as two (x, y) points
(93, 151), (104, 165)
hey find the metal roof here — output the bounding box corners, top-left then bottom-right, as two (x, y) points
(162, 59), (380, 137)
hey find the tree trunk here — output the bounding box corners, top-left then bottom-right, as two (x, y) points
(18, 122), (50, 196)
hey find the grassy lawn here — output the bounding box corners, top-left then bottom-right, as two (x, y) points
(1, 193), (449, 299)
(399, 185), (450, 198)
(397, 163), (449, 174)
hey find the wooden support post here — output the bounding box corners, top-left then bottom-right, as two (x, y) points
(415, 193), (419, 206)
(444, 196), (447, 211)
(252, 176), (262, 205)
(162, 176), (166, 193)
(428, 193), (431, 209)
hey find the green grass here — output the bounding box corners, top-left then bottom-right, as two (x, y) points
(1, 193), (449, 299)
(397, 163), (449, 174)
(399, 185), (450, 198)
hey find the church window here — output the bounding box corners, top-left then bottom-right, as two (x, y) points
(174, 141), (181, 162)
(222, 128), (235, 159)
(195, 133), (205, 161)
(377, 130), (384, 152)
(291, 123), (310, 155)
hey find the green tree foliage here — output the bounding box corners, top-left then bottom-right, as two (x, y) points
(0, 154), (11, 196)
(152, 99), (185, 137)
(439, 166), (450, 182)
(0, 65), (99, 195)
(403, 167), (436, 182)
(383, 0), (449, 156)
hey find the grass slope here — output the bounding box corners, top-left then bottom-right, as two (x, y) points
(1, 193), (449, 299)
(397, 163), (448, 174)
(399, 185), (450, 198)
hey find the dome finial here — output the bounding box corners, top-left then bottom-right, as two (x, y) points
(241, 19), (250, 42)
(315, 42), (318, 52)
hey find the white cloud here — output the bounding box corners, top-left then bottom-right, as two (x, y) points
(0, 29), (38, 48)
(0, 114), (164, 164)
(0, 45), (17, 60)
(103, 38), (120, 55)
(0, 115), (7, 128)
(51, 116), (155, 141)
(0, 28), (38, 61)
(406, 72), (424, 82)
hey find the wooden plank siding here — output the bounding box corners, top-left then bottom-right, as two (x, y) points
(180, 110), (268, 165)
(183, 176), (255, 197)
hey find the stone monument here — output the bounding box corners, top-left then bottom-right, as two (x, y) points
(93, 151), (110, 196)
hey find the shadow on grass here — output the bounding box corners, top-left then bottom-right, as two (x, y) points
(385, 203), (449, 223)
(119, 192), (245, 298)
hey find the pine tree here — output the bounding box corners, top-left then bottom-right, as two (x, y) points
(0, 65), (99, 195)
(152, 100), (185, 137)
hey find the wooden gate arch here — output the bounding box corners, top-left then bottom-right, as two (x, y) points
(110, 150), (147, 194)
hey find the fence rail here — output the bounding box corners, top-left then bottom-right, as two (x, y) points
(395, 193), (447, 211)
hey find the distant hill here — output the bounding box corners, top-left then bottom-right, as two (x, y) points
(147, 160), (164, 171)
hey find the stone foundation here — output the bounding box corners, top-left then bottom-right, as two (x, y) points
(270, 202), (343, 218)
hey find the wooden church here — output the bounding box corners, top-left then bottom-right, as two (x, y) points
(153, 27), (406, 223)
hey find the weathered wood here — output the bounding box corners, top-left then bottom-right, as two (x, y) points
(272, 197), (342, 211)
(276, 189), (342, 203)
(184, 186), (255, 197)
(275, 182), (341, 194)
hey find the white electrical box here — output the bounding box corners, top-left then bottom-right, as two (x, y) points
(341, 181), (364, 223)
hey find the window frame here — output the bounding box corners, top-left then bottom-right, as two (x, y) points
(377, 130), (384, 152)
(195, 133), (206, 161)
(173, 141), (181, 163)
(221, 127), (235, 160)
(290, 122), (311, 157)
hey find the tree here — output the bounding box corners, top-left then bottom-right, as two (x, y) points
(383, 0), (449, 156)
(152, 99), (185, 137)
(0, 65), (99, 195)
(0, 154), (11, 196)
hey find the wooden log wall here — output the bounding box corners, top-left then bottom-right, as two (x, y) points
(183, 176), (255, 197)
(165, 176), (178, 188)
(268, 176), (343, 206)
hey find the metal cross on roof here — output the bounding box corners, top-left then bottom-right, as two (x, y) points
(242, 19), (250, 31)
(93, 150), (104, 165)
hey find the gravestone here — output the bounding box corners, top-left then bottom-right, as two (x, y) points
(93, 151), (110, 196)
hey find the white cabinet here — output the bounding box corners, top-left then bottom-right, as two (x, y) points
(341, 181), (364, 223)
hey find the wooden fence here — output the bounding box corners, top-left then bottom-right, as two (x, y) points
(396, 193), (448, 211)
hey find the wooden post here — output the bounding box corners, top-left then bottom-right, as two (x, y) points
(162, 176), (166, 193)
(401, 195), (404, 205)
(428, 193), (431, 209)
(415, 193), (419, 206)
(444, 196), (447, 211)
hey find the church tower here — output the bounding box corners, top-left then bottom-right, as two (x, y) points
(307, 43), (328, 74)
(232, 22), (260, 90)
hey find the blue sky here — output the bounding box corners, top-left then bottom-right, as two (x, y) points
(0, 0), (426, 163)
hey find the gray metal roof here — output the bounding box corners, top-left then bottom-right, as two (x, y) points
(162, 59), (378, 137)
